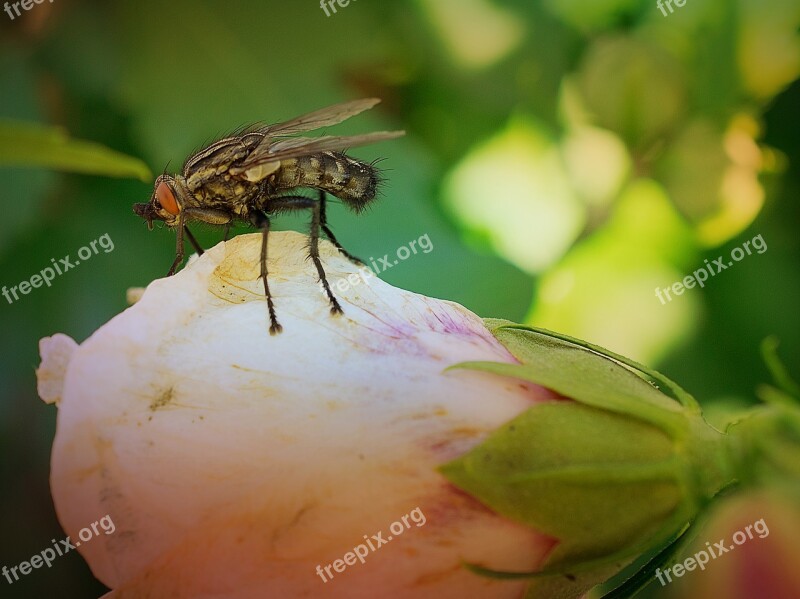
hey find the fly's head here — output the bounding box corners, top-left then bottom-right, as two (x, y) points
(134, 174), (189, 229)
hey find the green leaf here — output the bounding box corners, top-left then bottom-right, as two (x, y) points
(0, 120), (152, 181)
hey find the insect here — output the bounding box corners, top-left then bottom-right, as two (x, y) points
(133, 98), (404, 334)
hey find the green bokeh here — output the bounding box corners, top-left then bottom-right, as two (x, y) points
(1, 1), (799, 597)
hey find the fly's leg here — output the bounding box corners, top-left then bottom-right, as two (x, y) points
(267, 196), (343, 316)
(222, 223), (231, 242)
(184, 226), (204, 256)
(250, 211), (282, 335)
(170, 208), (232, 274)
(167, 213), (186, 276)
(318, 191), (365, 266)
(311, 198), (344, 316)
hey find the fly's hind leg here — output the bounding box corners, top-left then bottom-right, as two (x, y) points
(267, 195), (343, 317)
(318, 191), (365, 266)
(250, 211), (282, 335)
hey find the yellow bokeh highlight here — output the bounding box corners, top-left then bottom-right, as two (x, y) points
(416, 0), (526, 69)
(738, 0), (800, 99)
(529, 179), (698, 363)
(696, 114), (767, 245)
(443, 118), (585, 273)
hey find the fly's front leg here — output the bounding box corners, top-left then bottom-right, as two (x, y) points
(250, 211), (282, 335)
(168, 208), (232, 275)
(183, 207), (233, 226)
(182, 207), (234, 254)
(184, 226), (204, 256)
(167, 212), (186, 276)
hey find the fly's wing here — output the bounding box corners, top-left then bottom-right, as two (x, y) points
(183, 135), (261, 176)
(238, 98), (400, 170)
(260, 98), (382, 137)
(236, 131), (405, 171)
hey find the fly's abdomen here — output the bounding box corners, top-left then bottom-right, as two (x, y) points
(274, 152), (380, 211)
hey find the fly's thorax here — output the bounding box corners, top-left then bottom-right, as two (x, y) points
(274, 152), (380, 206)
(184, 134), (262, 192)
(188, 175), (262, 216)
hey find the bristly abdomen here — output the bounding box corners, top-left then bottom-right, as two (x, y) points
(273, 151), (381, 212)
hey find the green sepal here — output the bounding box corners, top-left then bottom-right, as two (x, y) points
(448, 321), (699, 438)
(597, 519), (699, 599)
(483, 319), (699, 413)
(759, 336), (800, 404)
(440, 320), (736, 599)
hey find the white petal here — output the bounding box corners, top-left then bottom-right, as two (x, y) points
(43, 231), (553, 598)
(36, 333), (79, 405)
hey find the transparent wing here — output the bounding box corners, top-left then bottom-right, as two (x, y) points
(238, 130), (404, 168)
(260, 98), (383, 137)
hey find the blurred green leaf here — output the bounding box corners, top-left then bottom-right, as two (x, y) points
(0, 120), (151, 181)
(576, 35), (687, 150)
(760, 336), (800, 402)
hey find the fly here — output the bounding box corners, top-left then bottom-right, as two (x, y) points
(133, 98), (404, 334)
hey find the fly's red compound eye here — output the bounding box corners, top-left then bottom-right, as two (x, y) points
(156, 181), (180, 215)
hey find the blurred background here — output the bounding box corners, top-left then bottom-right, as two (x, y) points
(1, 0), (799, 597)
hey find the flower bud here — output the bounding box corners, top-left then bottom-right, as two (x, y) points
(38, 232), (558, 599)
(36, 232), (747, 599)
